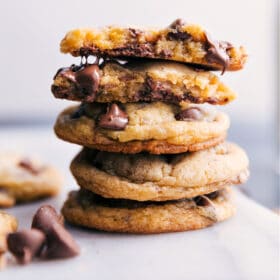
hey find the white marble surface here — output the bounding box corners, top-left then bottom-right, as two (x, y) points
(0, 127), (279, 280)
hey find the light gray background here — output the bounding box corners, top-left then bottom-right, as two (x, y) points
(0, 0), (278, 207)
(0, 0), (277, 124)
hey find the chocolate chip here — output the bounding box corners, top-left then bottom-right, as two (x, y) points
(71, 104), (85, 119)
(167, 31), (191, 41)
(204, 32), (230, 74)
(32, 205), (62, 233)
(7, 229), (46, 264)
(32, 205), (79, 259)
(194, 195), (213, 207)
(53, 64), (100, 102)
(18, 159), (40, 175)
(169, 19), (186, 29)
(75, 64), (100, 102)
(205, 191), (220, 200)
(98, 103), (128, 130)
(41, 223), (80, 259)
(175, 107), (204, 121)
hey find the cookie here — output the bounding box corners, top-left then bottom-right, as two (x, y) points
(0, 211), (17, 268)
(54, 102), (229, 154)
(70, 143), (249, 201)
(60, 19), (247, 72)
(0, 211), (17, 252)
(0, 153), (63, 207)
(52, 60), (236, 105)
(62, 188), (235, 233)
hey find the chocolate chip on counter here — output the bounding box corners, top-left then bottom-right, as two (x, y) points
(204, 32), (231, 74)
(98, 103), (128, 130)
(18, 159), (40, 175)
(7, 229), (46, 265)
(32, 205), (62, 234)
(175, 107), (204, 121)
(41, 223), (80, 259)
(32, 205), (79, 259)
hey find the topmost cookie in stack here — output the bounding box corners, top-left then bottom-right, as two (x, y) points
(52, 19), (249, 233)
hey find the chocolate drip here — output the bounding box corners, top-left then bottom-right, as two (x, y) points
(204, 32), (233, 74)
(98, 103), (128, 130)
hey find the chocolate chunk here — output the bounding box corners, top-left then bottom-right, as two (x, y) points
(40, 222), (80, 259)
(32, 205), (63, 234)
(71, 104), (85, 119)
(98, 103), (128, 130)
(53, 64), (100, 102)
(167, 31), (191, 41)
(194, 195), (213, 207)
(18, 159), (40, 175)
(7, 229), (46, 264)
(206, 191), (220, 200)
(169, 19), (186, 29)
(75, 64), (100, 102)
(175, 107), (204, 121)
(32, 205), (79, 259)
(204, 32), (231, 74)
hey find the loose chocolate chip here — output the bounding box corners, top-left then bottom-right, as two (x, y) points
(32, 205), (63, 234)
(204, 32), (230, 74)
(41, 223), (80, 259)
(7, 229), (46, 265)
(98, 103), (128, 130)
(32, 205), (79, 259)
(75, 64), (100, 102)
(18, 159), (40, 175)
(175, 107), (204, 121)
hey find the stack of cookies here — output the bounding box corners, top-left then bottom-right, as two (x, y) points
(52, 19), (249, 233)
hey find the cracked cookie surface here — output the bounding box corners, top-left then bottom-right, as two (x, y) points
(62, 188), (235, 233)
(70, 143), (249, 201)
(54, 102), (229, 154)
(60, 19), (247, 72)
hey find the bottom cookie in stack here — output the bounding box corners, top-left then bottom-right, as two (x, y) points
(62, 188), (234, 234)
(62, 142), (249, 233)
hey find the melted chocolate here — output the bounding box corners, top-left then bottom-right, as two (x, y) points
(175, 107), (204, 121)
(204, 33), (233, 74)
(98, 103), (128, 130)
(54, 63), (100, 102)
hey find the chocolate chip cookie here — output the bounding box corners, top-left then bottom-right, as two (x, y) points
(62, 188), (235, 233)
(70, 143), (249, 201)
(0, 153), (63, 207)
(54, 102), (229, 154)
(60, 19), (247, 72)
(0, 211), (17, 267)
(52, 60), (236, 105)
